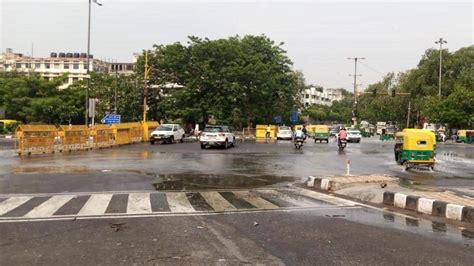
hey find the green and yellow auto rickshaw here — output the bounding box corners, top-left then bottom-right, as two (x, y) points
(313, 125), (329, 143)
(457, 130), (474, 144)
(395, 130), (435, 170)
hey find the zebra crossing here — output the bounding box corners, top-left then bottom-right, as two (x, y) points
(0, 188), (359, 222)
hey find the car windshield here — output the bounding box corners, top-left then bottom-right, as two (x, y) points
(348, 130), (360, 134)
(204, 127), (224, 132)
(156, 125), (173, 131)
(279, 126), (290, 131)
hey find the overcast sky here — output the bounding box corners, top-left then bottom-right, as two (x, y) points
(1, 0), (472, 91)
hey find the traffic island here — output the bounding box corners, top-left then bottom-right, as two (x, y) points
(305, 175), (474, 224)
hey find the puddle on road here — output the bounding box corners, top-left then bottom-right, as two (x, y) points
(13, 165), (90, 174)
(153, 174), (295, 191)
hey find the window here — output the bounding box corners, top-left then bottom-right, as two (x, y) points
(45, 63), (50, 69)
(417, 141), (427, 145)
(73, 64), (79, 69)
(16, 63), (21, 68)
(24, 63), (30, 68)
(35, 63), (41, 68)
(305, 94), (309, 99)
(72, 77), (79, 82)
(63, 63), (70, 69)
(54, 64), (60, 69)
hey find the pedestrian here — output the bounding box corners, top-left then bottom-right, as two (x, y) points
(266, 124), (271, 140)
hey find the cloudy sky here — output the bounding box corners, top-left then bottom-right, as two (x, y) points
(1, 0), (472, 91)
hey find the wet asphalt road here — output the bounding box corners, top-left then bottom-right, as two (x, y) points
(1, 138), (474, 264)
(0, 137), (472, 194)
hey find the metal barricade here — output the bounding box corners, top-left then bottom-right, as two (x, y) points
(91, 124), (115, 148)
(58, 125), (91, 152)
(255, 125), (277, 139)
(112, 123), (132, 145)
(15, 125), (58, 156)
(128, 122), (143, 143)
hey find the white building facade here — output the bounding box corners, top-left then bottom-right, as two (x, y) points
(0, 48), (133, 88)
(301, 87), (345, 107)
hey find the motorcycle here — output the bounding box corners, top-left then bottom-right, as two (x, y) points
(338, 138), (347, 151)
(294, 137), (304, 149)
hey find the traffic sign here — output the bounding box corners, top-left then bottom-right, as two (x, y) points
(101, 114), (121, 125)
(290, 111), (298, 123)
(273, 116), (282, 124)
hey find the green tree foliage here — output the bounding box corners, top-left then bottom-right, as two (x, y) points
(359, 45), (473, 128)
(0, 73), (85, 124)
(302, 93), (353, 124)
(136, 35), (304, 127)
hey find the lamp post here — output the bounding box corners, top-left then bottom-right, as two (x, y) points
(435, 38), (447, 98)
(347, 57), (365, 126)
(85, 0), (102, 126)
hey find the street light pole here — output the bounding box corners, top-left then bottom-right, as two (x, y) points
(348, 57), (365, 126)
(435, 37), (447, 98)
(85, 0), (102, 126)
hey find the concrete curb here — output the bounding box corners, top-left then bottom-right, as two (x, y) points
(306, 175), (397, 191)
(383, 191), (474, 223)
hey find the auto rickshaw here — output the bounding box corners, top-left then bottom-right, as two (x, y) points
(457, 130), (474, 144)
(403, 128), (437, 149)
(313, 125), (329, 143)
(394, 130), (435, 170)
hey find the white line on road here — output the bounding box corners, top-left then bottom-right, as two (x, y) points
(261, 190), (313, 207)
(127, 193), (152, 214)
(166, 192), (195, 213)
(233, 191), (279, 209)
(24, 195), (75, 218)
(0, 196), (32, 215)
(78, 194), (113, 216)
(200, 192), (236, 211)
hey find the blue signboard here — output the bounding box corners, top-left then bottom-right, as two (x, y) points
(273, 116), (282, 124)
(290, 111), (298, 123)
(101, 114), (121, 125)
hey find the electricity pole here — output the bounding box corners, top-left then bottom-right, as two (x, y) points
(435, 38), (447, 98)
(348, 57), (365, 126)
(85, 0), (102, 126)
(143, 51), (151, 123)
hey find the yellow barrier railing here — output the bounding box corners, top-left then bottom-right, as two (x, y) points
(256, 125), (277, 138)
(91, 124), (115, 148)
(58, 125), (91, 152)
(15, 125), (58, 156)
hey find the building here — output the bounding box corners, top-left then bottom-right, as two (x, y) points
(0, 48), (133, 88)
(301, 87), (345, 107)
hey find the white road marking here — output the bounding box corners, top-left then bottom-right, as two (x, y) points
(127, 193), (152, 214)
(233, 191), (278, 209)
(78, 194), (113, 216)
(293, 187), (357, 206)
(24, 195), (75, 218)
(261, 190), (313, 207)
(166, 192), (195, 212)
(200, 192), (236, 211)
(0, 196), (32, 215)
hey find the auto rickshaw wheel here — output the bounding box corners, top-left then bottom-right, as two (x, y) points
(403, 161), (410, 170)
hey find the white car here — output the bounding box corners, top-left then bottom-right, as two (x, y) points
(347, 129), (362, 143)
(150, 124), (185, 144)
(277, 126), (293, 140)
(200, 125), (236, 149)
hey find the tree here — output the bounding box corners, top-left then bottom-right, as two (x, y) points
(135, 35), (303, 128)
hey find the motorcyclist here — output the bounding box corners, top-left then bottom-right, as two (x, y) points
(302, 125), (308, 139)
(294, 128), (305, 141)
(337, 127), (347, 146)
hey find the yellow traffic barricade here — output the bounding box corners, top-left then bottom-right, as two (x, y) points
(15, 125), (59, 156)
(112, 123), (132, 145)
(91, 124), (115, 148)
(128, 122), (143, 143)
(256, 125), (277, 139)
(58, 125), (91, 152)
(142, 121), (159, 142)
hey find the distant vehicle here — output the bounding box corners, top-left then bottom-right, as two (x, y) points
(347, 129), (362, 143)
(329, 126), (340, 137)
(150, 124), (185, 145)
(376, 122), (386, 135)
(199, 125), (236, 149)
(276, 126), (293, 140)
(313, 125), (329, 143)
